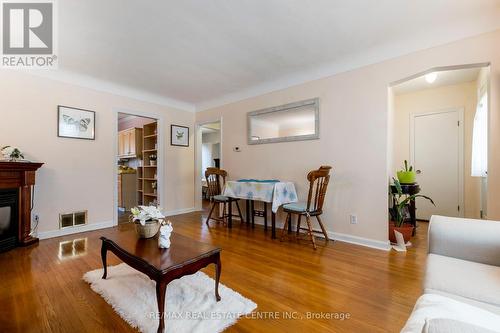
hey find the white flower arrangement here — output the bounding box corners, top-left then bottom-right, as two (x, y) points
(1, 146), (24, 161)
(130, 205), (165, 226)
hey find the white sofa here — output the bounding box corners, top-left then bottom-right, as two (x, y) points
(401, 215), (500, 333)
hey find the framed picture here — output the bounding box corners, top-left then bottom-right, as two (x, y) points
(58, 106), (95, 140)
(171, 125), (189, 147)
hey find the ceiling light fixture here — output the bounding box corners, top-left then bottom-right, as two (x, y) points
(425, 72), (437, 83)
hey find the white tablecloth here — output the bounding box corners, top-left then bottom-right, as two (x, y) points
(223, 180), (298, 213)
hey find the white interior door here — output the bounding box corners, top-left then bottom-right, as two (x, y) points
(411, 109), (464, 220)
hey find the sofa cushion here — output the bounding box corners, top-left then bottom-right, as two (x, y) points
(425, 254), (500, 307)
(401, 294), (500, 333)
(424, 290), (500, 316)
(423, 318), (500, 333)
(428, 216), (500, 266)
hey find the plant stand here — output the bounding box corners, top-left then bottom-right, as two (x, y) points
(390, 183), (420, 235)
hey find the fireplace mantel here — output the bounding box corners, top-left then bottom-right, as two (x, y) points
(0, 161), (43, 247)
(0, 161), (44, 171)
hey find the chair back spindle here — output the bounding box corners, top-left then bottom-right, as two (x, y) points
(205, 167), (227, 198)
(306, 165), (332, 213)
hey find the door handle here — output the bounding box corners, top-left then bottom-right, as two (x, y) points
(416, 170), (422, 174)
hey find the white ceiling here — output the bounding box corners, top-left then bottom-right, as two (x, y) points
(393, 67), (483, 95)
(38, 1), (500, 111)
(201, 122), (221, 133)
(118, 113), (133, 120)
(117, 112), (155, 122)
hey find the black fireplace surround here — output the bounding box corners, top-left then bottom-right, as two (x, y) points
(0, 189), (18, 252)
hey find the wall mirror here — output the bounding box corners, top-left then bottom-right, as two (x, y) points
(247, 98), (320, 145)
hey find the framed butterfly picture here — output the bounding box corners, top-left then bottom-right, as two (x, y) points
(57, 106), (95, 140)
(171, 125), (189, 147)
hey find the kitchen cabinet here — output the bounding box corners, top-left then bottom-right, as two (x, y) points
(118, 128), (143, 158)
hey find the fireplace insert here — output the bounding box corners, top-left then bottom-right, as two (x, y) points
(0, 189), (19, 252)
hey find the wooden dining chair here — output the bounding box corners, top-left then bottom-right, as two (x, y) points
(280, 165), (332, 249)
(205, 167), (244, 226)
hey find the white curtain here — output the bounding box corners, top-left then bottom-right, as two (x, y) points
(471, 93), (488, 177)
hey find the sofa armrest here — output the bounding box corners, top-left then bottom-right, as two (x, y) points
(428, 215), (500, 266)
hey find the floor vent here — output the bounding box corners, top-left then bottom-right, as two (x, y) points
(59, 211), (88, 229)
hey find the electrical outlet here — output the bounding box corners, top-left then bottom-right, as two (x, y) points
(30, 215), (40, 237)
(350, 214), (357, 224)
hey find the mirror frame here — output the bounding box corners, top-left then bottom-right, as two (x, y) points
(247, 98), (320, 145)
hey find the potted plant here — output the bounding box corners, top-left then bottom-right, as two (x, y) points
(389, 178), (434, 243)
(130, 205), (165, 238)
(149, 154), (157, 166)
(1, 146), (24, 161)
(397, 160), (416, 184)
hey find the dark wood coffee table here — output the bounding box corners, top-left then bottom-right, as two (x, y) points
(100, 231), (221, 333)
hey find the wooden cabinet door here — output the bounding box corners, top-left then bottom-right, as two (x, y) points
(118, 132), (125, 156)
(118, 128), (142, 158)
(128, 130), (136, 156)
(123, 130), (131, 156)
(135, 128), (143, 158)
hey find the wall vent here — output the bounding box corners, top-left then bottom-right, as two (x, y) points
(59, 211), (88, 229)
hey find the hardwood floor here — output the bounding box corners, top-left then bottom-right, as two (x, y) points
(0, 207), (427, 333)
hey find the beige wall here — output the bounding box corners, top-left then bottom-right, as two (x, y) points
(0, 71), (195, 234)
(393, 82), (481, 218)
(196, 29), (500, 246)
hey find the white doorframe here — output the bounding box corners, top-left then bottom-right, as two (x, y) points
(194, 118), (223, 211)
(409, 108), (464, 217)
(112, 108), (166, 226)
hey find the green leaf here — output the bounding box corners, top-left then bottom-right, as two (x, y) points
(393, 177), (403, 196)
(400, 194), (435, 207)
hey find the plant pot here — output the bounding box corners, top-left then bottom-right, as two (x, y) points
(150, 160), (157, 166)
(397, 171), (416, 184)
(134, 219), (160, 238)
(389, 222), (414, 244)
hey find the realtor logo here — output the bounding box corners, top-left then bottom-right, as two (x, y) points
(1, 0), (57, 68)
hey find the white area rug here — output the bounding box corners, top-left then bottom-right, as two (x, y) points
(83, 263), (257, 333)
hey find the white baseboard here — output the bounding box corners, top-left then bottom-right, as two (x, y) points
(37, 208), (197, 240)
(249, 219), (390, 251)
(327, 231), (391, 251)
(37, 220), (115, 240)
(165, 207), (197, 217)
(38, 209), (390, 251)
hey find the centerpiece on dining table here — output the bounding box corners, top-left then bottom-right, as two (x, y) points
(130, 206), (172, 247)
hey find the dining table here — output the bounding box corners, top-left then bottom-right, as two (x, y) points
(222, 179), (298, 238)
